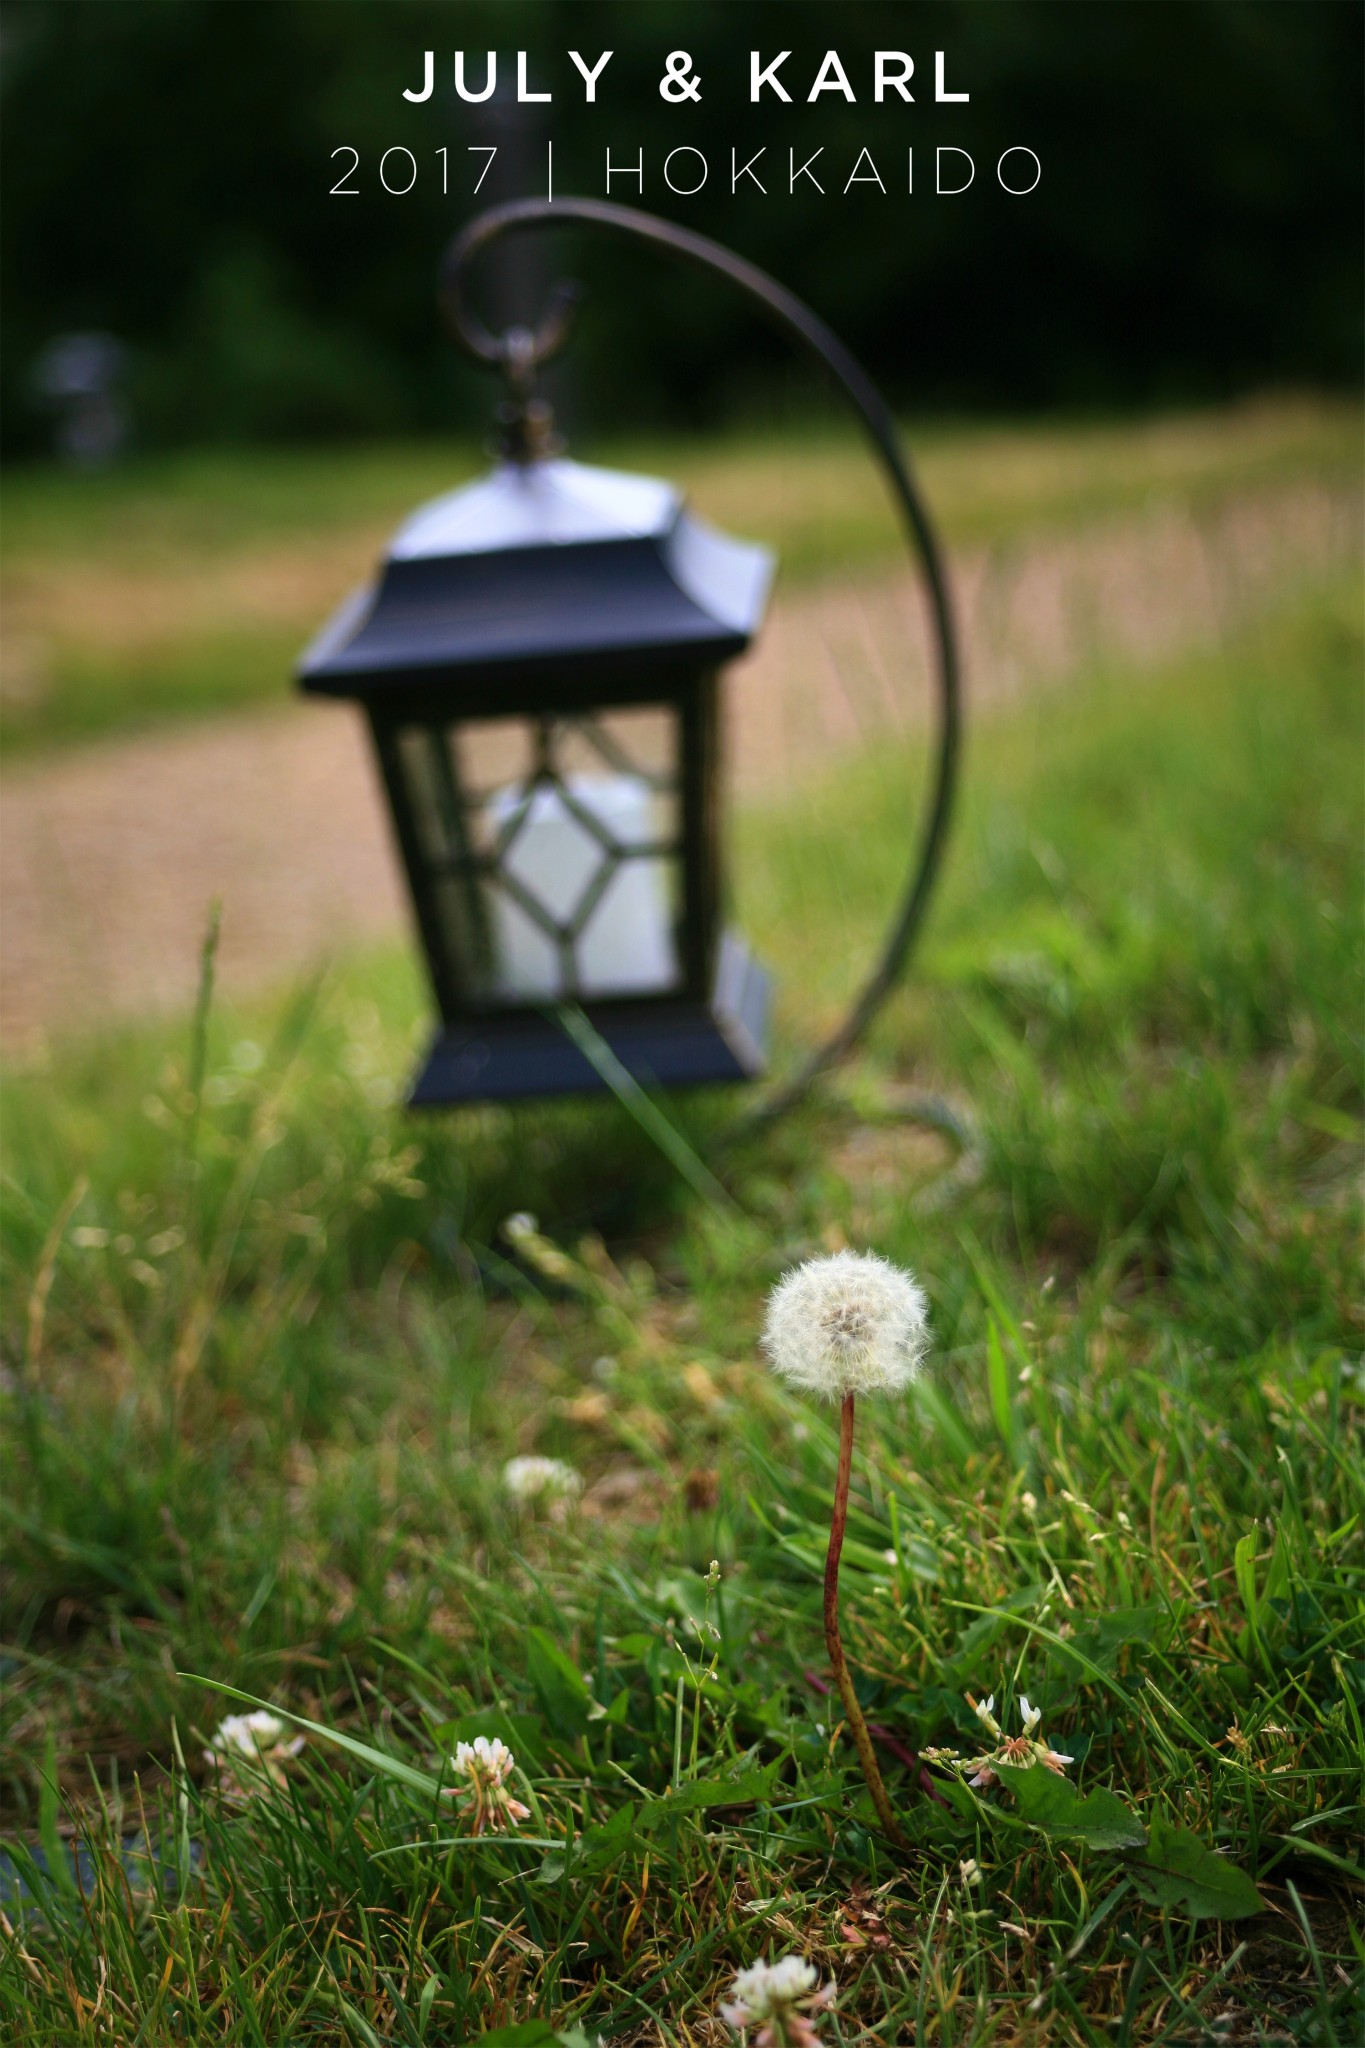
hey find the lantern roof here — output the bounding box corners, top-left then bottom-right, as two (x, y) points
(298, 456), (773, 699)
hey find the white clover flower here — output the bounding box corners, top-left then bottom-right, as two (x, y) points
(965, 1686), (1074, 1788)
(203, 1709), (304, 1793)
(761, 1250), (929, 1402)
(452, 1735), (515, 1786)
(205, 1710), (295, 1760)
(974, 1694), (1002, 1738)
(959, 1857), (983, 1886)
(447, 1733), (530, 1834)
(502, 1455), (582, 1506)
(720, 1953), (836, 2041)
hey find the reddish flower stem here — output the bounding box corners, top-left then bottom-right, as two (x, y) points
(824, 1391), (907, 1849)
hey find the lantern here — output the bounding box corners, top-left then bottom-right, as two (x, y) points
(298, 414), (773, 1106)
(297, 197), (960, 1122)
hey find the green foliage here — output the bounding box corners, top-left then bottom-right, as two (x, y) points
(2, 3), (1361, 452)
(1, 567), (1361, 2040)
(1126, 1819), (1265, 1922)
(993, 1764), (1147, 1854)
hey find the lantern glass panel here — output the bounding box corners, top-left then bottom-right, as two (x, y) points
(395, 704), (684, 1009)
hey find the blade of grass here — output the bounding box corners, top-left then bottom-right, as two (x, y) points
(549, 1002), (738, 1216)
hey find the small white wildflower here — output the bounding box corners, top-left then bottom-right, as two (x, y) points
(761, 1250), (929, 1402)
(205, 1710), (295, 1760)
(502, 1455), (582, 1506)
(453, 1734), (514, 1785)
(959, 1857), (983, 1886)
(447, 1734), (530, 1834)
(1021, 1490), (1038, 1513)
(964, 1686), (1074, 1787)
(720, 1953), (836, 2041)
(203, 1710), (304, 1794)
(974, 1695), (1002, 1738)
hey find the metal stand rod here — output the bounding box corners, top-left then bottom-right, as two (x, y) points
(439, 199), (962, 1136)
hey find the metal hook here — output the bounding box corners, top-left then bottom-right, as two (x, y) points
(433, 198), (961, 1134)
(439, 211), (582, 380)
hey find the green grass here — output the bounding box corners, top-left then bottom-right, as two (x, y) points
(1, 394), (1358, 756)
(1, 578), (1362, 2043)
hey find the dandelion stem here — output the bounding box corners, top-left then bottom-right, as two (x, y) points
(824, 1392), (907, 1849)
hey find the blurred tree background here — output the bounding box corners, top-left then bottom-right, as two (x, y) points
(2, 0), (1360, 456)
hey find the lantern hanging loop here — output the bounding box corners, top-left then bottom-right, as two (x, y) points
(440, 198), (962, 1134)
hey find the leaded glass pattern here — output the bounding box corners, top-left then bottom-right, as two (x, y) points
(396, 708), (683, 1006)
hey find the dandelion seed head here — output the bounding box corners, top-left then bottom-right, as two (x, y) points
(761, 1250), (929, 1402)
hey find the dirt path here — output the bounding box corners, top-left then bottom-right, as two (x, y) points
(1, 480), (1356, 1054)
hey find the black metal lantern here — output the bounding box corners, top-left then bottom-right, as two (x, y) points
(298, 199), (960, 1123)
(299, 436), (772, 1105)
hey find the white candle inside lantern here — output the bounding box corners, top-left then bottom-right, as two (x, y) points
(485, 773), (678, 1000)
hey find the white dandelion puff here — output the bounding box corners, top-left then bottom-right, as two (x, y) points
(761, 1250), (929, 1402)
(757, 1251), (928, 1849)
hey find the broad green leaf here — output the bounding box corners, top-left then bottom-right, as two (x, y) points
(995, 1762), (1147, 1850)
(1050, 1607), (1170, 1678)
(458, 2024), (560, 2048)
(930, 1771), (979, 1821)
(526, 1629), (595, 1739)
(456, 2023), (595, 2047)
(540, 1801), (638, 1883)
(640, 1763), (779, 1821)
(1125, 1817), (1263, 1919)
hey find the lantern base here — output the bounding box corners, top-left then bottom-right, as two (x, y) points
(408, 933), (769, 1107)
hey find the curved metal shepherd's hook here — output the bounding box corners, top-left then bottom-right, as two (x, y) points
(439, 198), (962, 1136)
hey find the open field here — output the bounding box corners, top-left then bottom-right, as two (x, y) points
(1, 477), (1361, 2048)
(2, 399), (1359, 1056)
(1, 396), (1358, 756)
